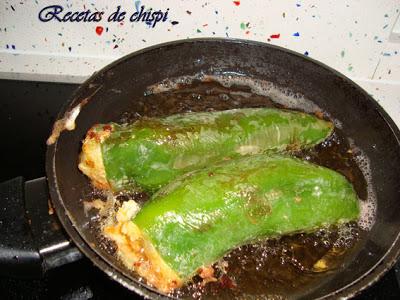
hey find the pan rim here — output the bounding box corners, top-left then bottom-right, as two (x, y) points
(46, 37), (400, 299)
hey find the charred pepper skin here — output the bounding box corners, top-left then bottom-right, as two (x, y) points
(98, 108), (333, 191)
(133, 155), (360, 282)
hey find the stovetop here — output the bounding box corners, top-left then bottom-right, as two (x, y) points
(0, 79), (399, 299)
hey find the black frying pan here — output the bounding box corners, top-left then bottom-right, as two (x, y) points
(43, 38), (400, 299)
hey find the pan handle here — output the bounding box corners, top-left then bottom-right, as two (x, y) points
(0, 177), (82, 278)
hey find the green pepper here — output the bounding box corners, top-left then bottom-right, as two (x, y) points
(105, 154), (359, 292)
(79, 108), (333, 192)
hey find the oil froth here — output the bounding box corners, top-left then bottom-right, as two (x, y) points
(351, 146), (376, 231)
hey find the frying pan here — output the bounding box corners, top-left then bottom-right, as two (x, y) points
(7, 39), (400, 299)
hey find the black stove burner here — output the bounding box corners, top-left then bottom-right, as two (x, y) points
(0, 79), (399, 299)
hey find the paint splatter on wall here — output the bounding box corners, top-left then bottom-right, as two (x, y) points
(0, 0), (399, 85)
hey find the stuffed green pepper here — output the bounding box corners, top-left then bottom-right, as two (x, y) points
(104, 154), (359, 293)
(79, 108), (333, 191)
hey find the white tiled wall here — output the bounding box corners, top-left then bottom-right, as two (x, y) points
(1, 0), (400, 125)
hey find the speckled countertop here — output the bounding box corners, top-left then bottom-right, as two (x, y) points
(1, 0), (400, 126)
